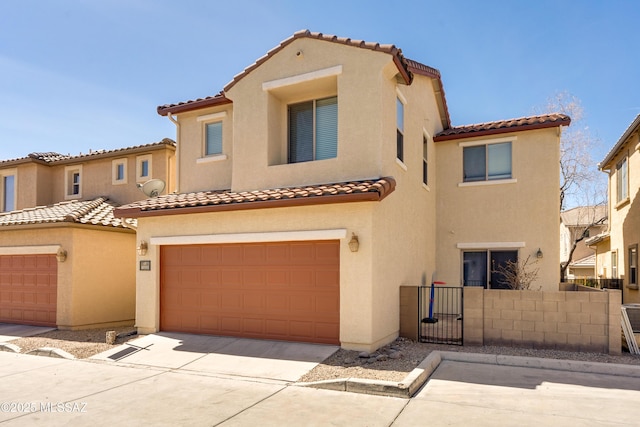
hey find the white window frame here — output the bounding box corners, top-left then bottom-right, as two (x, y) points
(197, 111), (227, 161)
(0, 168), (17, 212)
(458, 136), (517, 187)
(396, 90), (407, 164)
(287, 96), (338, 163)
(64, 165), (82, 200)
(111, 159), (128, 185)
(616, 156), (629, 205)
(422, 130), (430, 190)
(136, 155), (152, 183)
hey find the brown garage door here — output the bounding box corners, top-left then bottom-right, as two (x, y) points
(0, 254), (57, 327)
(160, 240), (340, 344)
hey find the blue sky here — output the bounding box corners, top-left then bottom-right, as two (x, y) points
(1, 0), (638, 167)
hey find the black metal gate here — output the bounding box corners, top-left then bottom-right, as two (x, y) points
(418, 285), (463, 345)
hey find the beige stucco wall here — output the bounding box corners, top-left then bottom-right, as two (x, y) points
(602, 131), (640, 303)
(435, 127), (561, 290)
(172, 39), (439, 192)
(0, 146), (175, 211)
(0, 225), (136, 328)
(50, 149), (175, 206)
(151, 38), (444, 351)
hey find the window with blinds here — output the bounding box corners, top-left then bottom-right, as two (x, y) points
(288, 96), (337, 163)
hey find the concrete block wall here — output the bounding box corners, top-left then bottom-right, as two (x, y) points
(463, 287), (622, 354)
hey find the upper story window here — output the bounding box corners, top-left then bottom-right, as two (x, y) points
(136, 155), (152, 183)
(396, 97), (404, 163)
(616, 156), (628, 204)
(206, 122), (223, 156)
(1, 172), (15, 212)
(463, 142), (512, 182)
(112, 159), (127, 185)
(196, 111), (227, 163)
(611, 250), (618, 278)
(288, 96), (337, 163)
(423, 134), (428, 186)
(629, 245), (638, 288)
(65, 165), (82, 199)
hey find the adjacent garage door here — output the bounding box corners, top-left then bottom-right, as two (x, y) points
(160, 240), (340, 344)
(0, 254), (57, 327)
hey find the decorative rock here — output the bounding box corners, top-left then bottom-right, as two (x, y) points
(366, 357), (377, 364)
(376, 354), (389, 362)
(389, 351), (403, 359)
(358, 351), (370, 358)
(343, 357), (354, 365)
(106, 330), (117, 345)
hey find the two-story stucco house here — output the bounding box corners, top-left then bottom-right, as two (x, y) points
(560, 205), (607, 280)
(0, 139), (175, 329)
(587, 114), (640, 304)
(115, 31), (569, 351)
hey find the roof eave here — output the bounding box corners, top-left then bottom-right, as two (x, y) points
(115, 180), (396, 219)
(599, 114), (640, 170)
(157, 96), (232, 117)
(433, 119), (571, 142)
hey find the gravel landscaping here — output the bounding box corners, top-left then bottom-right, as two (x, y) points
(5, 327), (138, 359)
(4, 330), (639, 383)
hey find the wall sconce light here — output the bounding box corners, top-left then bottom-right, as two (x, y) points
(348, 233), (359, 252)
(56, 248), (67, 262)
(137, 240), (148, 256)
(536, 248), (543, 259)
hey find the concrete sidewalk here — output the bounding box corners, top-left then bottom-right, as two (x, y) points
(2, 348), (640, 425)
(0, 323), (55, 342)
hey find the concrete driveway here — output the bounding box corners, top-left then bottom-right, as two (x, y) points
(91, 332), (338, 382)
(2, 350), (640, 426)
(0, 323), (55, 342)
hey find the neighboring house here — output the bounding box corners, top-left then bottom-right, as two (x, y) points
(587, 114), (640, 304)
(560, 205), (607, 279)
(115, 30), (569, 351)
(0, 140), (176, 329)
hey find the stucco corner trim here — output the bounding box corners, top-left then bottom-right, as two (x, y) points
(0, 245), (61, 255)
(456, 242), (525, 250)
(150, 229), (348, 246)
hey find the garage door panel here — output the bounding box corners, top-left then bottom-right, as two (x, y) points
(160, 241), (339, 344)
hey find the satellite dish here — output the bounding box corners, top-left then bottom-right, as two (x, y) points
(139, 179), (166, 197)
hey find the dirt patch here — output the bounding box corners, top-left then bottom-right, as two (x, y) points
(7, 327), (139, 359)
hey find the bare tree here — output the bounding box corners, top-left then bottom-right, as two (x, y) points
(492, 256), (540, 290)
(535, 91), (606, 211)
(535, 92), (607, 280)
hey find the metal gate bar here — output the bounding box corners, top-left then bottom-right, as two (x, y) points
(418, 285), (463, 345)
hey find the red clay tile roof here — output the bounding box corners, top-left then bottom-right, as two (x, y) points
(157, 30), (451, 128)
(0, 139), (176, 166)
(115, 177), (396, 218)
(433, 114), (571, 142)
(0, 197), (136, 229)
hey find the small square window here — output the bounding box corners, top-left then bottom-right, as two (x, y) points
(1, 172), (16, 212)
(65, 165), (82, 199)
(136, 155), (152, 183)
(205, 122), (223, 156)
(288, 96), (337, 163)
(112, 159), (127, 185)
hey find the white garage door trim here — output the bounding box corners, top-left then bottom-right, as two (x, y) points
(150, 228), (347, 246)
(0, 245), (61, 255)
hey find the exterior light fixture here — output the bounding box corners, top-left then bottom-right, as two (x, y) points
(56, 248), (67, 262)
(137, 240), (148, 256)
(536, 248), (543, 259)
(348, 233), (359, 252)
